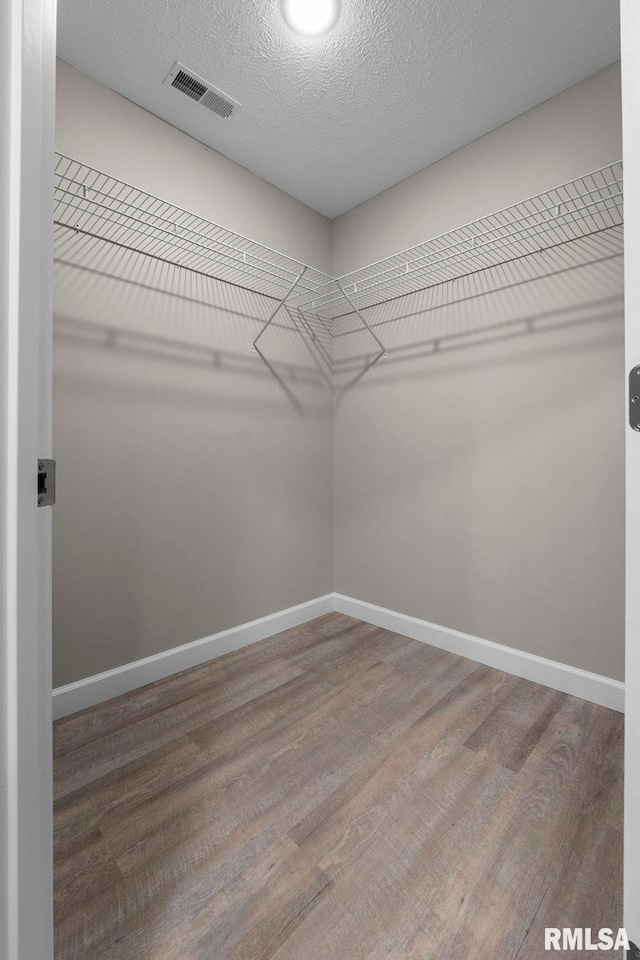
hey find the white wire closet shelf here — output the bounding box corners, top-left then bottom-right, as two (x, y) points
(54, 153), (623, 379)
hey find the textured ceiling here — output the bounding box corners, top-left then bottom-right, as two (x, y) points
(56, 0), (620, 218)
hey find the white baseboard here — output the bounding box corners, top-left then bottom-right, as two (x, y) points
(52, 594), (335, 720)
(53, 591), (625, 719)
(334, 594), (625, 713)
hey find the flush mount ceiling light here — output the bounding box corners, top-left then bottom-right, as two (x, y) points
(281, 0), (340, 37)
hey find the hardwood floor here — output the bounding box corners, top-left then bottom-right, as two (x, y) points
(53, 613), (624, 959)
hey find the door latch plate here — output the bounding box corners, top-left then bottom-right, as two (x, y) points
(630, 367), (640, 431)
(37, 459), (56, 507)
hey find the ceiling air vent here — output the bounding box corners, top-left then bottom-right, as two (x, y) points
(163, 62), (241, 119)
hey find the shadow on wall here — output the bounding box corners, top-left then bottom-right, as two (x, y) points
(53, 231), (333, 688)
(332, 225), (624, 395)
(53, 227), (332, 412)
(331, 225), (625, 681)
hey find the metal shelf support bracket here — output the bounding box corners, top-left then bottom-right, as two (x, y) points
(335, 280), (388, 362)
(251, 266), (308, 354)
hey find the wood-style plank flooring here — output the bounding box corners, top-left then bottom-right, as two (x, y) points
(53, 613), (624, 959)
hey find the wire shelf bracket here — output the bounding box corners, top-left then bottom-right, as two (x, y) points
(251, 266), (308, 354)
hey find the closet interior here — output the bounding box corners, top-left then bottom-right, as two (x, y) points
(51, 57), (626, 960)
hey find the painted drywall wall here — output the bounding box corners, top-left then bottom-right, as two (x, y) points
(54, 249), (333, 686)
(332, 65), (624, 681)
(56, 60), (332, 273)
(333, 244), (624, 680)
(332, 63), (623, 275)
(54, 59), (624, 687)
(53, 63), (333, 687)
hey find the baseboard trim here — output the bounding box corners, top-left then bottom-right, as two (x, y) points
(52, 594), (335, 720)
(53, 591), (625, 719)
(334, 594), (625, 713)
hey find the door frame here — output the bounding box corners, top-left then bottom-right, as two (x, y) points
(1, 2), (639, 958)
(1, 0), (56, 956)
(622, 0), (640, 943)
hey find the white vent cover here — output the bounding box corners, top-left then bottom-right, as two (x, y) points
(163, 62), (241, 119)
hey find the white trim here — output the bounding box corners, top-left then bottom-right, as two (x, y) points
(623, 0), (640, 934)
(54, 592), (625, 720)
(334, 594), (625, 713)
(52, 595), (335, 719)
(2, 0), (56, 955)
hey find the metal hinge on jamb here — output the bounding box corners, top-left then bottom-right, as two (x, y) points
(37, 459), (56, 507)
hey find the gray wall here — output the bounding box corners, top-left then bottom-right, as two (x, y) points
(53, 63), (333, 686)
(332, 64), (624, 681)
(54, 62), (625, 687)
(332, 63), (622, 275)
(56, 60), (332, 272)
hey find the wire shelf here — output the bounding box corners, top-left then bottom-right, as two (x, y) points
(53, 154), (334, 306)
(304, 161), (624, 318)
(54, 153), (623, 382)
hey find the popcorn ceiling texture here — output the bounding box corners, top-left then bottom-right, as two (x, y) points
(56, 0), (619, 217)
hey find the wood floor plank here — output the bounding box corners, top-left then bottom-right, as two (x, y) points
(423, 698), (623, 960)
(54, 826), (122, 922)
(54, 657), (304, 799)
(516, 820), (623, 960)
(463, 679), (565, 771)
(109, 652), (478, 880)
(100, 662), (402, 875)
(189, 841), (332, 960)
(288, 666), (515, 874)
(514, 710), (624, 959)
(55, 830), (296, 960)
(52, 613), (350, 759)
(289, 621), (411, 673)
(56, 658), (432, 955)
(188, 661), (368, 757)
(272, 749), (516, 960)
(56, 707), (396, 956)
(381, 639), (460, 674)
(305, 734), (493, 879)
(94, 835), (333, 960)
(54, 737), (201, 837)
(55, 660), (363, 854)
(53, 614), (623, 960)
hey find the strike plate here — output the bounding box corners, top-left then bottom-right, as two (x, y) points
(37, 459), (56, 507)
(630, 367), (640, 431)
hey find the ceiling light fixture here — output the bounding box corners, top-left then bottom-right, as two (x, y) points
(281, 0), (340, 37)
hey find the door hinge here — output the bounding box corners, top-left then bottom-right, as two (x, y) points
(630, 366), (640, 431)
(37, 459), (56, 507)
